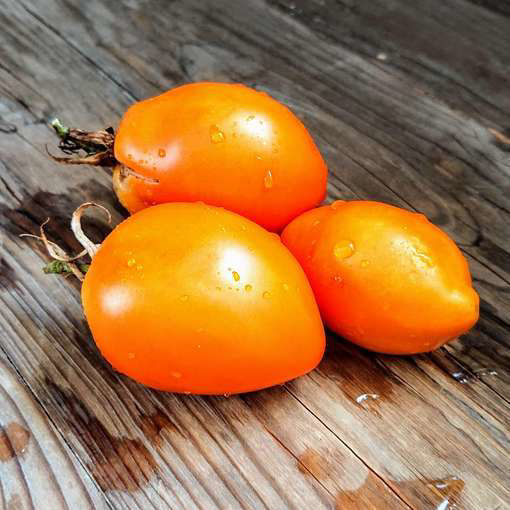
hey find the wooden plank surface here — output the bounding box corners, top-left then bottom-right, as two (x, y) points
(0, 0), (509, 508)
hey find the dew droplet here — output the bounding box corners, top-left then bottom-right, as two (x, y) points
(255, 154), (262, 160)
(241, 225), (247, 231)
(333, 275), (343, 284)
(210, 124), (225, 143)
(312, 220), (321, 227)
(127, 258), (136, 267)
(171, 371), (182, 379)
(127, 352), (135, 359)
(158, 148), (166, 157)
(220, 226), (227, 232)
(232, 271), (240, 282)
(334, 240), (355, 260)
(474, 368), (498, 377)
(179, 295), (189, 302)
(361, 260), (370, 268)
(452, 371), (470, 384)
(244, 284), (252, 292)
(264, 170), (273, 189)
(246, 115), (255, 121)
(356, 393), (379, 404)
(282, 283), (290, 291)
(263, 291), (271, 299)
(136, 264), (143, 271)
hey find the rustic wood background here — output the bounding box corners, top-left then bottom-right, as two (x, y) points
(1, 0), (509, 508)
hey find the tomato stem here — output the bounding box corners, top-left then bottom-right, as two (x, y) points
(20, 203), (112, 281)
(71, 202), (111, 258)
(49, 118), (116, 166)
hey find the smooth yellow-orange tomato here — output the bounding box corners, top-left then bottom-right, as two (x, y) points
(281, 201), (479, 354)
(113, 82), (327, 232)
(82, 202), (325, 394)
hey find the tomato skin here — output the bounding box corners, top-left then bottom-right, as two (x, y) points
(113, 82), (327, 232)
(281, 201), (479, 354)
(81, 203), (325, 394)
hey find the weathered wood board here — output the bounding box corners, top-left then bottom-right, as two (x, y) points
(1, 0), (509, 508)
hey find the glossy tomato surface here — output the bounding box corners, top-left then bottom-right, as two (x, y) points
(281, 201), (479, 354)
(113, 82), (327, 232)
(82, 203), (325, 394)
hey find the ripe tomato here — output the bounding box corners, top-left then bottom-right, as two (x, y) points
(281, 201), (479, 354)
(112, 82), (327, 232)
(81, 202), (325, 394)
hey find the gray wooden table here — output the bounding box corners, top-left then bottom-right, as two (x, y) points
(1, 1), (509, 508)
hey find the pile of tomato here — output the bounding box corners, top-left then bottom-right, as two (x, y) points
(49, 82), (479, 394)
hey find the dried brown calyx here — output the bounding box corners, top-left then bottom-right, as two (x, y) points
(21, 203), (112, 281)
(49, 118), (116, 166)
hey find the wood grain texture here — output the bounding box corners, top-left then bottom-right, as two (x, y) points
(0, 356), (107, 510)
(0, 0), (509, 508)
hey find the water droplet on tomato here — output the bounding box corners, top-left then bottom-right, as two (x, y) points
(210, 125), (225, 143)
(334, 240), (355, 259)
(179, 295), (189, 302)
(244, 284), (252, 292)
(263, 291), (271, 299)
(255, 154), (262, 160)
(136, 264), (143, 271)
(282, 283), (290, 291)
(127, 352), (135, 359)
(312, 220), (321, 227)
(171, 371), (182, 379)
(127, 258), (136, 267)
(158, 148), (166, 157)
(361, 260), (370, 268)
(263, 170), (273, 189)
(232, 271), (240, 282)
(246, 115), (255, 121)
(333, 275), (343, 284)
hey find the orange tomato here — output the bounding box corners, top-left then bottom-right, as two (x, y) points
(113, 82), (327, 232)
(82, 202), (325, 394)
(281, 201), (479, 354)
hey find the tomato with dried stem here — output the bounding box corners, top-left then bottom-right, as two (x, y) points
(44, 202), (324, 394)
(51, 82), (327, 232)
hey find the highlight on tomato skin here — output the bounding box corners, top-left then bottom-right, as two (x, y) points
(112, 82), (328, 232)
(81, 202), (325, 394)
(281, 200), (480, 355)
